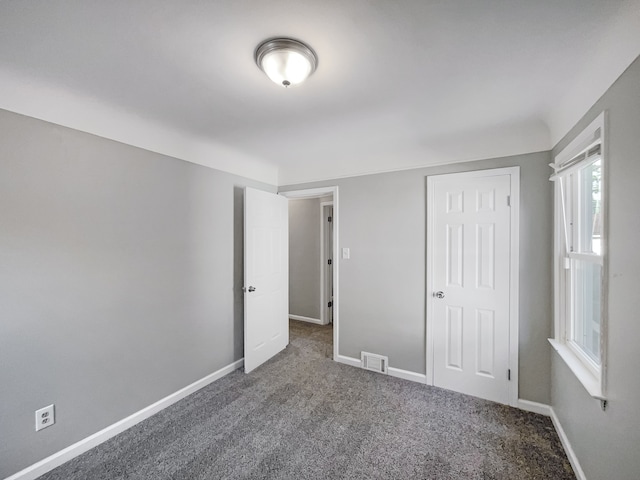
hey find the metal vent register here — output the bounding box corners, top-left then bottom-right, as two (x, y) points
(361, 352), (388, 374)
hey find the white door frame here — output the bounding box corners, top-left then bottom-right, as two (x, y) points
(279, 187), (339, 361)
(320, 201), (334, 325)
(426, 167), (520, 407)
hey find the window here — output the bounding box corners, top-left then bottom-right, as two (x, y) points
(549, 112), (607, 400)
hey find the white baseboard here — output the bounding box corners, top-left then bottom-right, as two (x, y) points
(335, 354), (361, 367)
(289, 314), (323, 325)
(550, 407), (587, 480)
(335, 355), (426, 385)
(6, 358), (244, 480)
(388, 367), (427, 384)
(516, 399), (551, 416)
(336, 363), (583, 478)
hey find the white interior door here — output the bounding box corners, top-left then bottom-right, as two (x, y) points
(428, 172), (513, 404)
(244, 187), (289, 373)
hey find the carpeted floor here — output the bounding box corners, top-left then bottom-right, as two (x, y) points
(39, 320), (575, 479)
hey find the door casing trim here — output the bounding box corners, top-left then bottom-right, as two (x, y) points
(320, 201), (334, 325)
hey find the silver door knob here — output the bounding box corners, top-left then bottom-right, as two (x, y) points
(433, 291), (445, 299)
(247, 286), (256, 292)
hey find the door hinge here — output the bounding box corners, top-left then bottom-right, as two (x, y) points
(328, 259), (332, 265)
(508, 369), (511, 381)
(328, 301), (332, 308)
(328, 216), (332, 222)
(507, 195), (511, 207)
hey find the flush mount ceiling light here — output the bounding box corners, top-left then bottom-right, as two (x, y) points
(255, 38), (318, 88)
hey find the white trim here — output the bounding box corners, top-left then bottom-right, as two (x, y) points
(550, 153), (602, 182)
(335, 354), (361, 368)
(289, 314), (323, 325)
(565, 340), (600, 381)
(425, 173), (436, 387)
(5, 358), (244, 480)
(388, 367), (427, 384)
(509, 168), (521, 407)
(568, 252), (604, 265)
(554, 113), (605, 167)
(319, 201), (334, 325)
(425, 166), (520, 407)
(328, 354), (556, 418)
(328, 355), (554, 416)
(548, 339), (605, 399)
(279, 187), (336, 199)
(550, 408), (588, 480)
(319, 201), (326, 324)
(516, 399), (551, 416)
(336, 354), (427, 385)
(279, 187), (339, 362)
(553, 174), (563, 342)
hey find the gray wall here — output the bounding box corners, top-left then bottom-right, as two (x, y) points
(280, 150), (554, 404)
(0, 109), (275, 478)
(289, 198), (322, 320)
(550, 55), (640, 480)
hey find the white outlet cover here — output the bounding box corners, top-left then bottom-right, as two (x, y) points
(35, 404), (55, 431)
(342, 247), (350, 259)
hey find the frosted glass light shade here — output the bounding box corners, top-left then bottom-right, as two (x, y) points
(255, 38), (317, 88)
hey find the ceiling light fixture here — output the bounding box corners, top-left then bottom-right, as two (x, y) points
(255, 38), (318, 88)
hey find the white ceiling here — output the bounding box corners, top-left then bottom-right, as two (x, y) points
(1, 1), (639, 185)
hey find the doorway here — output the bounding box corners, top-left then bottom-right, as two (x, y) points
(280, 187), (339, 362)
(426, 168), (520, 406)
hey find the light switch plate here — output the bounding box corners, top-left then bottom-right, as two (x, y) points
(342, 247), (350, 259)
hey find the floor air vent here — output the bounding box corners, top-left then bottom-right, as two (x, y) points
(361, 352), (388, 374)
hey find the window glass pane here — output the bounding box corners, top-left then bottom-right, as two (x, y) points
(571, 259), (601, 363)
(579, 159), (602, 254)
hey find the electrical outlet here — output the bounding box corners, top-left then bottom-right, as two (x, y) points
(35, 404), (55, 431)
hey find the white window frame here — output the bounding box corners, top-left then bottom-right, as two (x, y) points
(549, 112), (607, 401)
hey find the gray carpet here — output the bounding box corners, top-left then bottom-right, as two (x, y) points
(39, 320), (575, 479)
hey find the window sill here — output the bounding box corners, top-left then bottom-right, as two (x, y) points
(548, 338), (606, 400)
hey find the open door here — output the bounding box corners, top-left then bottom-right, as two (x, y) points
(244, 187), (289, 373)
